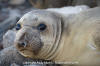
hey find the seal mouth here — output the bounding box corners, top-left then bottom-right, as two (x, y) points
(19, 49), (34, 58)
(19, 48), (34, 53)
(19, 49), (27, 51)
(18, 45), (41, 56)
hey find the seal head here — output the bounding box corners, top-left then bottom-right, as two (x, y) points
(14, 10), (62, 60)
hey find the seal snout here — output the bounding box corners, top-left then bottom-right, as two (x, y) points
(15, 40), (27, 50)
(15, 28), (43, 55)
(15, 32), (28, 48)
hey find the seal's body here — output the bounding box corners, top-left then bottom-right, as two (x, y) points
(15, 7), (100, 65)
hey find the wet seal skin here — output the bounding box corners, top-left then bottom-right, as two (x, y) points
(15, 7), (100, 66)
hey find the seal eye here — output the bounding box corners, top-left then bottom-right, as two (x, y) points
(37, 23), (47, 31)
(16, 24), (21, 30)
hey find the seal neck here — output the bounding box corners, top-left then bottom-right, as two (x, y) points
(45, 17), (63, 60)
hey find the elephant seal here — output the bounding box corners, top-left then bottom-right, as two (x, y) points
(15, 7), (100, 65)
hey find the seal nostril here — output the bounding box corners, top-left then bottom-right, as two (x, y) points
(21, 42), (25, 46)
(18, 42), (27, 47)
